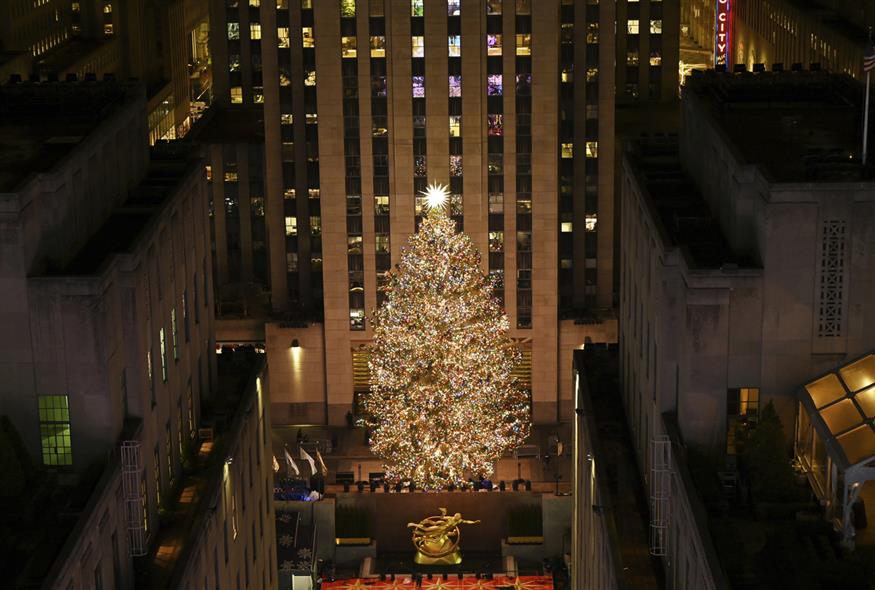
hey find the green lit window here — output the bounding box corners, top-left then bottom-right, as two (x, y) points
(341, 0), (355, 17)
(38, 395), (72, 466)
(411, 0), (424, 17)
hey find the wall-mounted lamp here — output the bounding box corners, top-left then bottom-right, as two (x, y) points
(225, 456), (234, 465)
(291, 339), (300, 349)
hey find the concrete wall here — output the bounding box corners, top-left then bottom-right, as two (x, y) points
(0, 87), (148, 469)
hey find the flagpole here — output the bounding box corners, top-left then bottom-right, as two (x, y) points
(865, 69), (871, 166)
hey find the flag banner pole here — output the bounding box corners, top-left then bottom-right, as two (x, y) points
(865, 70), (871, 166)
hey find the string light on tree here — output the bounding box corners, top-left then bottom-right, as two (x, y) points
(364, 182), (531, 490)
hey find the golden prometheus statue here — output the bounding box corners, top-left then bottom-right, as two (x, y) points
(407, 507), (480, 565)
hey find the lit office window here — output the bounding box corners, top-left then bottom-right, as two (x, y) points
(304, 69), (316, 86)
(486, 0), (501, 14)
(587, 23), (599, 44)
(370, 36), (386, 57)
(516, 34), (531, 56)
(411, 0), (424, 17)
(341, 36), (357, 58)
(413, 76), (425, 97)
(350, 309), (365, 330)
(227, 23), (240, 40)
(375, 196), (390, 214)
(488, 193), (504, 214)
(412, 36), (424, 58)
(171, 308), (179, 360)
(561, 222), (573, 233)
(650, 51), (662, 66)
(487, 74), (503, 95)
(341, 0), (356, 17)
(310, 216), (322, 236)
(250, 23), (261, 40)
(448, 0), (460, 15)
(448, 75), (461, 97)
(628, 20), (639, 35)
(586, 141), (598, 158)
(487, 114), (503, 136)
(585, 214), (598, 232)
(489, 231), (504, 252)
(285, 216), (297, 236)
(159, 328), (167, 382)
(561, 143), (573, 159)
(650, 20), (662, 34)
(448, 35), (461, 57)
(38, 395), (72, 466)
(277, 27), (289, 48)
(230, 87), (242, 104)
(450, 155), (463, 177)
(302, 27), (314, 48)
(449, 115), (461, 137)
(487, 34), (502, 56)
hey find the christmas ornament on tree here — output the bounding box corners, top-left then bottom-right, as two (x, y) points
(364, 183), (530, 490)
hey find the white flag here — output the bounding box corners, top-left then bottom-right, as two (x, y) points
(299, 446), (317, 477)
(272, 454), (280, 473)
(283, 447), (300, 476)
(315, 449), (329, 477)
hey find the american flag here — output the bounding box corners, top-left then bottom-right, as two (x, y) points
(865, 44), (875, 73)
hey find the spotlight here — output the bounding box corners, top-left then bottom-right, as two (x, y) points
(290, 339), (300, 348)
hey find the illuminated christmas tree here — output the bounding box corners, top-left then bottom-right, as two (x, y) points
(364, 183), (530, 490)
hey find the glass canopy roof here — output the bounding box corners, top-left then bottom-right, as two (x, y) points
(803, 354), (875, 467)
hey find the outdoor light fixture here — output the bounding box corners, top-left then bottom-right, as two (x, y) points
(225, 456), (233, 465)
(291, 339), (300, 348)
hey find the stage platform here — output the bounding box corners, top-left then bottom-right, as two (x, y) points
(371, 552), (510, 576)
(322, 575), (553, 589)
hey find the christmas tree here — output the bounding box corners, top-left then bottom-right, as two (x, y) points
(364, 184), (530, 490)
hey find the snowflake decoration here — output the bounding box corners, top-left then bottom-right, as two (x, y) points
(279, 533), (294, 547)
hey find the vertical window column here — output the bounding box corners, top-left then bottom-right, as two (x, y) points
(371, 4), (391, 307)
(342, 2), (364, 330)
(447, 6), (463, 228)
(558, 1), (574, 310)
(412, 2), (428, 228)
(486, 1), (504, 305)
(515, 11), (532, 330)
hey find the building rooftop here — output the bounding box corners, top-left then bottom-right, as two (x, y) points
(192, 105), (265, 144)
(52, 145), (199, 276)
(0, 80), (137, 192)
(627, 138), (754, 270)
(35, 37), (117, 75)
(685, 70), (875, 182)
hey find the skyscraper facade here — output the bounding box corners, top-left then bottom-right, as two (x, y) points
(203, 0), (678, 424)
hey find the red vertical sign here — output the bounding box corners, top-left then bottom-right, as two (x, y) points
(715, 0), (731, 67)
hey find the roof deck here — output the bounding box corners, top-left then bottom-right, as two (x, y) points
(0, 80), (136, 192)
(685, 70), (875, 183)
(51, 146), (200, 276)
(627, 138), (755, 270)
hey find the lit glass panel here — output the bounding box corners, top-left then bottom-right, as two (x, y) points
(820, 398), (862, 435)
(839, 354), (875, 392)
(836, 424), (875, 465)
(806, 373), (846, 408)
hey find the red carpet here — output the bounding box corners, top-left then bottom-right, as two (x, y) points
(322, 575), (553, 589)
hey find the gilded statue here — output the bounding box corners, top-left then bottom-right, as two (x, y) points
(407, 507), (480, 565)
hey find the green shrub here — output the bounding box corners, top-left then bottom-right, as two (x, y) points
(739, 401), (805, 503)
